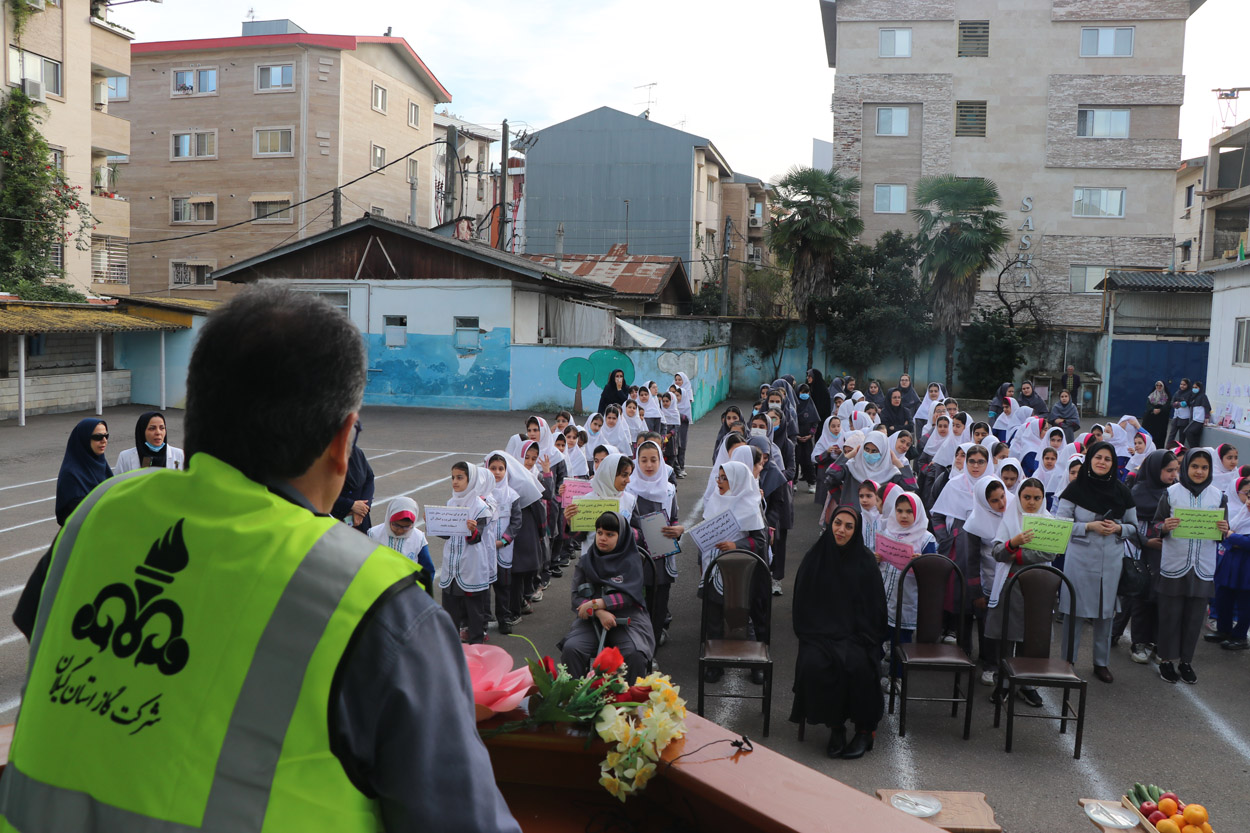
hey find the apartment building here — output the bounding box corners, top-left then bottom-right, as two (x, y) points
(820, 0), (1205, 331)
(113, 19), (450, 297)
(3, 0), (131, 295)
(1175, 155), (1204, 269)
(1198, 118), (1250, 267)
(720, 174), (775, 313)
(521, 106), (731, 292)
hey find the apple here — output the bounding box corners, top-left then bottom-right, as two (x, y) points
(1141, 801), (1159, 816)
(1160, 792), (1179, 804)
(1148, 811), (1167, 825)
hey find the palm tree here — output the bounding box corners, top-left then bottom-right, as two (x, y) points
(910, 174), (1010, 387)
(768, 166), (863, 369)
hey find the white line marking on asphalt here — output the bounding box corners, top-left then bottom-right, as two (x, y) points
(0, 478), (56, 493)
(0, 697), (21, 715)
(0, 495), (54, 513)
(0, 584), (25, 597)
(0, 517), (54, 535)
(889, 730), (920, 791)
(374, 453), (455, 480)
(1178, 683), (1250, 764)
(0, 632), (24, 647)
(376, 476), (453, 505)
(0, 547), (47, 564)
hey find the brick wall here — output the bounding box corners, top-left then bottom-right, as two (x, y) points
(832, 74), (953, 183)
(838, 0), (954, 20)
(1046, 75), (1184, 169)
(0, 370), (131, 420)
(1, 334), (114, 377)
(1051, 0), (1192, 21)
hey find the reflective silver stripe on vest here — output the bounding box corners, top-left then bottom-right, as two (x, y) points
(1, 521), (378, 832)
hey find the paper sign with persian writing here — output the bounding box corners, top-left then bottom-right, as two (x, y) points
(1173, 508), (1224, 541)
(570, 498), (622, 532)
(560, 479), (594, 506)
(637, 511), (681, 558)
(687, 510), (744, 555)
(875, 535), (915, 570)
(1021, 516), (1074, 554)
(425, 506), (472, 537)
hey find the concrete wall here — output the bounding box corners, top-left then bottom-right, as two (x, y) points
(509, 344), (731, 422)
(1204, 263), (1250, 434)
(0, 370), (130, 420)
(114, 318), (207, 409)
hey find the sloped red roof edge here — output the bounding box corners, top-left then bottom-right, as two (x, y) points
(132, 34), (451, 102)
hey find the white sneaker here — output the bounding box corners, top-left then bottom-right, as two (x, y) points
(940, 630), (957, 645)
(807, 483), (817, 493)
(1130, 644), (1150, 664)
(880, 676), (899, 695)
(980, 669), (996, 687)
(771, 579), (783, 596)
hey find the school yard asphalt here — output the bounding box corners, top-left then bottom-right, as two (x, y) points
(1, 403), (1248, 833)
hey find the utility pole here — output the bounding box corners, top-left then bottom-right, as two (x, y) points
(409, 166), (418, 226)
(331, 187), (342, 228)
(624, 200), (630, 251)
(719, 215), (732, 316)
(555, 222), (565, 271)
(443, 124), (458, 223)
(497, 119), (509, 250)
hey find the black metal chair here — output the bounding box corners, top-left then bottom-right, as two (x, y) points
(888, 554), (976, 739)
(697, 549), (773, 736)
(994, 563), (1088, 758)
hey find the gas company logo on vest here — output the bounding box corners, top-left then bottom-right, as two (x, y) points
(71, 519), (191, 676)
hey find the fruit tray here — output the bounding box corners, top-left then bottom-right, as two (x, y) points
(1120, 796), (1158, 831)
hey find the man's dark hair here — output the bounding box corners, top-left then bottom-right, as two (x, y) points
(185, 283), (365, 483)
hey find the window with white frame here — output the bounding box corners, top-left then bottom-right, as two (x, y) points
(254, 127), (294, 156)
(1073, 187), (1126, 218)
(172, 67), (217, 96)
(370, 205), (385, 217)
(1069, 265), (1112, 294)
(171, 196), (215, 224)
(106, 75), (129, 100)
(879, 28), (911, 57)
(384, 315), (407, 348)
(874, 184), (907, 213)
(252, 199), (292, 222)
(876, 107), (909, 136)
(256, 63), (294, 91)
(91, 236), (128, 284)
(408, 100), (420, 128)
(8, 47), (62, 95)
(1236, 318), (1250, 365)
(372, 83), (388, 113)
(171, 260), (214, 287)
(302, 289), (349, 314)
(1077, 108), (1130, 138)
(407, 158), (420, 184)
(371, 143), (386, 170)
(49, 242), (63, 273)
(454, 316), (481, 351)
(171, 130), (217, 160)
(1080, 27), (1134, 57)
(49, 148), (64, 171)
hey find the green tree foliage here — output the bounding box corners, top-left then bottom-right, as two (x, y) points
(557, 350), (634, 412)
(768, 166), (863, 368)
(690, 277), (726, 316)
(817, 231), (932, 378)
(0, 89), (94, 301)
(910, 174), (1010, 387)
(956, 309), (1028, 398)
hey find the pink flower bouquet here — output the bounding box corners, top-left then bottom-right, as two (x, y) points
(463, 643), (533, 722)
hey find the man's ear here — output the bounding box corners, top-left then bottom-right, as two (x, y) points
(330, 412), (358, 477)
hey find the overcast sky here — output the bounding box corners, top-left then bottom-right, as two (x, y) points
(115, 0), (1249, 182)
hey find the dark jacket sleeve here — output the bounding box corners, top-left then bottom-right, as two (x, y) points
(330, 584), (521, 833)
(13, 546), (53, 640)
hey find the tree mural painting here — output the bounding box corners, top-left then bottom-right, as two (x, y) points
(557, 350), (635, 412)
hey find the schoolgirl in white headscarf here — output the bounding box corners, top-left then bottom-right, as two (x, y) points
(367, 496), (434, 590)
(838, 390), (866, 422)
(1126, 431), (1157, 477)
(997, 457), (1024, 496)
(440, 463), (498, 642)
(812, 415), (845, 463)
(598, 406), (634, 453)
(878, 489), (937, 631)
(992, 398), (1022, 442)
(639, 381), (662, 430)
(932, 443), (990, 523)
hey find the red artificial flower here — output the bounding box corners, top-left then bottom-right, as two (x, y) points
(617, 685), (651, 704)
(591, 646), (625, 675)
(541, 656), (558, 680)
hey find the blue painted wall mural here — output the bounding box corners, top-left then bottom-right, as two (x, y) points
(364, 327), (512, 410)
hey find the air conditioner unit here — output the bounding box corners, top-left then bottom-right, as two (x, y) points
(93, 83), (108, 107)
(748, 216), (763, 228)
(22, 78), (45, 103)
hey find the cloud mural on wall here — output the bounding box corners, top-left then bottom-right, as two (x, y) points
(657, 351), (699, 380)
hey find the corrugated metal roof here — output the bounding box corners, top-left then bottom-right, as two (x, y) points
(522, 247), (686, 298)
(0, 302), (188, 334)
(1097, 271), (1214, 292)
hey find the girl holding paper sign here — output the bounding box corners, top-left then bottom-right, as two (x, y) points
(627, 441), (683, 648)
(1113, 449), (1178, 663)
(1152, 447), (1229, 684)
(565, 453), (640, 558)
(485, 451), (538, 634)
(1054, 442), (1143, 684)
(439, 463), (498, 644)
(963, 476), (1014, 686)
(987, 478), (1054, 707)
(877, 488), (936, 685)
(1210, 475), (1250, 651)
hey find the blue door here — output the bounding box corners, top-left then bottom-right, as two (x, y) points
(1107, 340), (1209, 417)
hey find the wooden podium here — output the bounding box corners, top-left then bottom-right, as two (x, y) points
(484, 710), (940, 833)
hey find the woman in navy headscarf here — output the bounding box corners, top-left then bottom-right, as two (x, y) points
(55, 417), (113, 525)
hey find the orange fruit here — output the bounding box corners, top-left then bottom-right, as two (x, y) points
(1158, 798), (1179, 817)
(1182, 826), (1203, 833)
(1171, 815), (1187, 829)
(1156, 820), (1181, 833)
(1200, 824), (1213, 833)
(1184, 805), (1209, 826)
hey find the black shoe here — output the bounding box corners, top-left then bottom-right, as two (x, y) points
(750, 668), (766, 685)
(826, 726), (847, 758)
(703, 666), (723, 684)
(503, 614), (522, 626)
(840, 730), (875, 760)
(1019, 688), (1044, 708)
(549, 566), (564, 578)
(1221, 638), (1250, 651)
(497, 621), (513, 635)
(989, 687), (1007, 706)
(1158, 661), (1179, 684)
(1203, 631), (1230, 643)
(1093, 665), (1114, 684)
(1178, 662), (1197, 684)
(659, 628), (669, 647)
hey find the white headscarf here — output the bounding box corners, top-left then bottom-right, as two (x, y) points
(1126, 431), (1157, 475)
(923, 414), (952, 457)
(993, 398), (1022, 433)
(627, 440), (674, 507)
(640, 383), (661, 418)
(675, 372), (694, 419)
(996, 457), (1024, 496)
(704, 460), (765, 531)
(838, 391), (865, 421)
(585, 413), (604, 448)
(1009, 417), (1047, 463)
(1212, 443), (1240, 495)
(1229, 477), (1250, 534)
(914, 384), (947, 423)
(1047, 453), (1083, 496)
(658, 396), (680, 426)
(533, 416), (565, 467)
(1103, 418), (1136, 457)
(448, 463), (496, 516)
(964, 475), (1014, 540)
(813, 415), (844, 461)
(987, 485), (1047, 605)
(591, 452), (628, 499)
(504, 432), (526, 460)
(846, 429), (900, 484)
(598, 412), (633, 452)
(849, 408), (876, 433)
(484, 450), (541, 508)
(935, 418), (969, 468)
(624, 407), (648, 436)
(932, 443), (988, 520)
(881, 490), (931, 552)
(382, 496), (420, 540)
(564, 431), (590, 478)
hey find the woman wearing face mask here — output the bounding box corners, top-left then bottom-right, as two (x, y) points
(1053, 442), (1143, 683)
(1111, 450), (1178, 663)
(115, 411), (185, 472)
(55, 418), (113, 526)
(796, 384), (823, 492)
(832, 429), (905, 508)
(1152, 448), (1229, 684)
(1183, 382), (1211, 448)
(1166, 378), (1192, 448)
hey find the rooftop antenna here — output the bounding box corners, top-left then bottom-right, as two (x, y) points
(1214, 88), (1250, 131)
(635, 82), (658, 115)
(246, 6), (255, 21)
